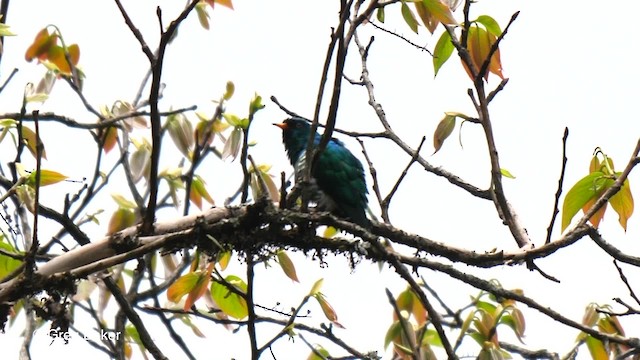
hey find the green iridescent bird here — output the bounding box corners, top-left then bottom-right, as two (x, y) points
(274, 117), (370, 228)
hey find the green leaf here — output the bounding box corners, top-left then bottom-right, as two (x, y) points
(376, 7), (385, 23)
(561, 172), (613, 231)
(433, 30), (454, 76)
(401, 2), (419, 33)
(210, 275), (248, 319)
(475, 15), (502, 37)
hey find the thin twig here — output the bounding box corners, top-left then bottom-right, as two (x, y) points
(545, 127), (569, 244)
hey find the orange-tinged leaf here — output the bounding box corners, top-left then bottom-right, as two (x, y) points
(47, 44), (80, 75)
(485, 32), (504, 79)
(204, 0), (234, 10)
(167, 272), (200, 303)
(314, 293), (344, 328)
(414, 0), (439, 34)
(190, 175), (214, 209)
(216, 251), (232, 271)
(433, 113), (456, 153)
(609, 178), (634, 231)
(598, 315), (625, 336)
(582, 196), (607, 229)
(25, 28), (56, 62)
(107, 208), (137, 234)
(421, 0), (456, 25)
(184, 271), (211, 311)
(20, 126), (46, 160)
(101, 126), (118, 153)
(277, 250), (299, 282)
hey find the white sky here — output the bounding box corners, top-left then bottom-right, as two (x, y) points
(1, 0), (640, 359)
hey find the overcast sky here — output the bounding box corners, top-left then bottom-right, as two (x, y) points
(1, 1), (640, 359)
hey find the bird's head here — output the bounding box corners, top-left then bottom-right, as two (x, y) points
(273, 117), (315, 164)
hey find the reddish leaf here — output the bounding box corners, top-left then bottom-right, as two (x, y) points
(25, 28), (56, 62)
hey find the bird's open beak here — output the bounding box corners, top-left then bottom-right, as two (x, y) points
(273, 122), (288, 130)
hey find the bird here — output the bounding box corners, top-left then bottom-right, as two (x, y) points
(274, 117), (370, 228)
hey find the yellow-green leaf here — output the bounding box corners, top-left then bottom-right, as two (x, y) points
(107, 208), (137, 234)
(307, 345), (331, 360)
(433, 113), (456, 153)
(20, 126), (46, 160)
(111, 194), (137, 209)
(210, 275), (248, 319)
(585, 335), (609, 360)
(0, 239), (22, 280)
(475, 15), (502, 37)
(609, 178), (634, 231)
(500, 168), (516, 179)
(401, 2), (419, 34)
(223, 81), (235, 100)
(276, 250), (299, 282)
(308, 278), (324, 296)
(433, 30), (454, 76)
(27, 169), (68, 187)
